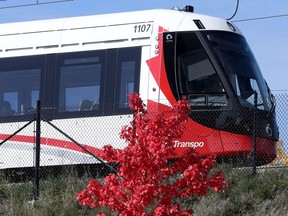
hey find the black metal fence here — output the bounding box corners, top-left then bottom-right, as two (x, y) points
(0, 92), (287, 199)
(270, 92), (288, 166)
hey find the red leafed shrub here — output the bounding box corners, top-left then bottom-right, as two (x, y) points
(76, 93), (228, 215)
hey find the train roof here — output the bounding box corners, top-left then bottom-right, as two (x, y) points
(0, 8), (240, 34)
(0, 8), (241, 57)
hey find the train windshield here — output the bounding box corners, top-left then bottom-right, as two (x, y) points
(171, 31), (273, 111)
(204, 31), (273, 111)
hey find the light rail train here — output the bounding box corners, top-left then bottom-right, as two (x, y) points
(0, 5), (278, 171)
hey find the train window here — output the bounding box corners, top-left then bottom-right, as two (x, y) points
(0, 55), (44, 116)
(56, 51), (105, 113)
(114, 47), (141, 113)
(176, 32), (227, 107)
(118, 61), (136, 107)
(188, 94), (227, 106)
(205, 31), (272, 111)
(54, 47), (140, 117)
(4, 92), (18, 112)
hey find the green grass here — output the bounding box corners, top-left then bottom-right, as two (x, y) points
(1, 166), (288, 215)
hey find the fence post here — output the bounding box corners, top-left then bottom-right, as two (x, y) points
(33, 100), (41, 200)
(252, 91), (258, 175)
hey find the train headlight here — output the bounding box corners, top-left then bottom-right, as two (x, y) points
(265, 124), (273, 137)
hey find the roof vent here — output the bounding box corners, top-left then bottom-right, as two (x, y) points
(183, 5), (194, 13)
(171, 5), (194, 12)
(171, 6), (180, 11)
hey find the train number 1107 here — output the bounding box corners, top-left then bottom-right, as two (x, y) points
(133, 24), (152, 33)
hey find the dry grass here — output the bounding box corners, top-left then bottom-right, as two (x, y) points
(192, 167), (288, 216)
(1, 166), (288, 215)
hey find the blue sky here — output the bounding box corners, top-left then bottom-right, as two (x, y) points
(0, 0), (287, 93)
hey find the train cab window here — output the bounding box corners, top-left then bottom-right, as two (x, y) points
(56, 51), (105, 113)
(0, 55), (44, 117)
(176, 32), (227, 107)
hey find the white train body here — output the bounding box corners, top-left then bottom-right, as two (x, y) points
(1, 7), (276, 169)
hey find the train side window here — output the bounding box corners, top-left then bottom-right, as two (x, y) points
(56, 51), (105, 114)
(0, 55), (44, 117)
(114, 47), (141, 113)
(4, 92), (18, 112)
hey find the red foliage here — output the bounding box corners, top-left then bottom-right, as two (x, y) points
(76, 93), (228, 215)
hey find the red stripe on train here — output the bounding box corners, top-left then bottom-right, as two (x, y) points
(0, 134), (103, 156)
